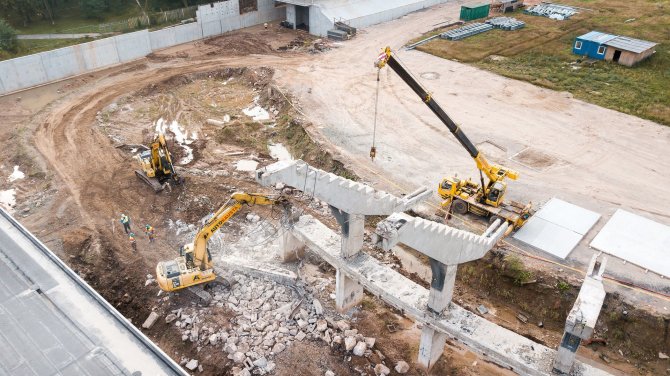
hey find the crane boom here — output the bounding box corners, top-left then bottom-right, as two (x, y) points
(375, 47), (518, 185)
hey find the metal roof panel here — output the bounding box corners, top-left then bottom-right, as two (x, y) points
(603, 36), (657, 53)
(577, 31), (617, 44)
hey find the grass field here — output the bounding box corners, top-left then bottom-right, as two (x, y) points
(414, 0), (670, 125)
(0, 38), (92, 61)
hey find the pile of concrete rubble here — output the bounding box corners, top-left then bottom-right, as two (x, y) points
(147, 271), (410, 375)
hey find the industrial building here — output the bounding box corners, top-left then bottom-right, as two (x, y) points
(277, 0), (449, 37)
(573, 31), (657, 66)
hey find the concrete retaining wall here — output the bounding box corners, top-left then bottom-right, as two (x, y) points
(114, 30), (152, 62)
(0, 0), (284, 96)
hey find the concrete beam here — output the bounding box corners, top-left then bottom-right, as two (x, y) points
(553, 254), (607, 374)
(290, 215), (611, 376)
(217, 256), (297, 286)
(336, 269), (364, 311)
(373, 212), (508, 265)
(255, 160), (431, 215)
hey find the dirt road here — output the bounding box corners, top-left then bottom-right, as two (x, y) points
(276, 3), (670, 293)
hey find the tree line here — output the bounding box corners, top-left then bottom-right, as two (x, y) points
(0, 0), (209, 27)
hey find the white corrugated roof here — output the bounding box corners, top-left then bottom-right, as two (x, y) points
(603, 36), (657, 53)
(577, 31), (617, 44)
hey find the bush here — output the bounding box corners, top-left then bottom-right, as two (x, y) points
(0, 19), (18, 53)
(80, 0), (108, 19)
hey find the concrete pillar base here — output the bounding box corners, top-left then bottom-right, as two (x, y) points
(278, 230), (305, 262)
(418, 326), (448, 370)
(335, 269), (363, 312)
(428, 261), (457, 314)
(553, 346), (577, 374)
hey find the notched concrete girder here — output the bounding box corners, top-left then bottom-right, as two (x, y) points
(373, 212), (508, 265)
(255, 160), (431, 214)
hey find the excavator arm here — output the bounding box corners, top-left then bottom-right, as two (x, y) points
(156, 191), (288, 293)
(375, 47), (518, 185)
(191, 192), (287, 271)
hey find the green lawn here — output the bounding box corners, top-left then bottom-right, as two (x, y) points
(414, 0), (670, 125)
(0, 38), (92, 61)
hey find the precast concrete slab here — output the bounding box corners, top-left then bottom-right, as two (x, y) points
(218, 255), (297, 285)
(256, 160), (430, 215)
(290, 215), (612, 376)
(374, 212), (508, 265)
(514, 198), (600, 259)
(590, 209), (670, 277)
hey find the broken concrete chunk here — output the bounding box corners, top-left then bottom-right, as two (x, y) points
(272, 342), (286, 354)
(344, 336), (357, 351)
(374, 363), (391, 375)
(395, 361), (409, 374)
(253, 357), (268, 368)
(208, 333), (219, 346)
(336, 320), (350, 331)
(659, 352), (669, 359)
(165, 313), (177, 324)
(365, 337), (376, 348)
(142, 311), (159, 329)
(477, 305), (489, 315)
(313, 299), (324, 315)
(232, 352), (246, 363)
(325, 371), (335, 376)
(224, 343), (237, 354)
(344, 329), (358, 337)
(185, 359), (198, 371)
(296, 331), (306, 341)
(353, 341), (367, 356)
(316, 319), (328, 332)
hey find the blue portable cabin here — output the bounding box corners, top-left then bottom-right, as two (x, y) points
(573, 31), (617, 60)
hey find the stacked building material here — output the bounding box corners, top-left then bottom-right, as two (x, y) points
(486, 16), (526, 30)
(440, 23), (494, 40)
(525, 3), (577, 20)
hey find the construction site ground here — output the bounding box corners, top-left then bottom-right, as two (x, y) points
(0, 3), (668, 376)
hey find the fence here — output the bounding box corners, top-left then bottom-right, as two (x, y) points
(0, 0), (283, 95)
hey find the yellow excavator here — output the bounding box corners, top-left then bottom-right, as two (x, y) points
(135, 133), (182, 192)
(156, 192), (289, 296)
(375, 47), (531, 230)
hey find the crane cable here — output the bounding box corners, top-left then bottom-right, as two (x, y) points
(370, 69), (381, 161)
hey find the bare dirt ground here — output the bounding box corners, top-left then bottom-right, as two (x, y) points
(0, 9), (668, 376)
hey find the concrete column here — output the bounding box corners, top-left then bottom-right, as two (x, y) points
(552, 254), (607, 374)
(427, 260), (457, 314)
(330, 206), (365, 258)
(286, 4), (297, 29)
(553, 333), (581, 374)
(278, 230), (305, 262)
(335, 269), (363, 312)
(418, 326), (448, 369)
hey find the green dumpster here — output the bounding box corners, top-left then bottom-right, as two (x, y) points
(460, 4), (491, 21)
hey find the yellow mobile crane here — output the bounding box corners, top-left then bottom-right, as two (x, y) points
(156, 192), (289, 294)
(135, 133), (182, 192)
(374, 47), (531, 229)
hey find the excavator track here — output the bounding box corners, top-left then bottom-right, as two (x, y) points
(134, 170), (164, 192)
